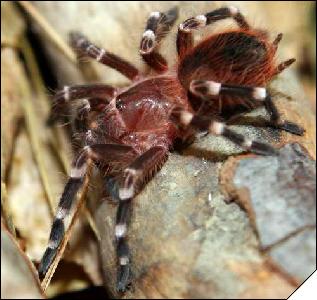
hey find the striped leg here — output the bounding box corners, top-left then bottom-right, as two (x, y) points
(115, 200), (133, 293)
(264, 95), (305, 136)
(177, 6), (249, 56)
(106, 146), (168, 292)
(38, 148), (90, 278)
(70, 32), (140, 81)
(190, 80), (267, 102)
(54, 84), (116, 105)
(189, 80), (305, 136)
(140, 7), (178, 72)
(171, 108), (278, 156)
(38, 144), (136, 278)
(48, 84), (116, 124)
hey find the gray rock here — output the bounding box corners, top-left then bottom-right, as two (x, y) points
(230, 143), (316, 284)
(233, 143), (316, 248)
(269, 227), (316, 282)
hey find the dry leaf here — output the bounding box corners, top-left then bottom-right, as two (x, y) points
(1, 223), (44, 299)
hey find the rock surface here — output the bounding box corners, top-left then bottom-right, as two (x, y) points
(222, 143), (316, 284)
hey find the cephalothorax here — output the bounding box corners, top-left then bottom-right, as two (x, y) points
(39, 6), (304, 292)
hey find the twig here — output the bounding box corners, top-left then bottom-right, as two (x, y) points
(1, 182), (16, 237)
(18, 1), (77, 64)
(83, 204), (101, 242)
(19, 38), (55, 216)
(20, 36), (70, 171)
(21, 36), (101, 242)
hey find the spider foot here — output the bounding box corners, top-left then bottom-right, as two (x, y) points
(276, 121), (305, 136)
(116, 264), (132, 293)
(250, 141), (279, 156)
(38, 247), (56, 279)
(104, 176), (120, 203)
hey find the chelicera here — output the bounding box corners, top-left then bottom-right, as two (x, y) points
(38, 5), (305, 292)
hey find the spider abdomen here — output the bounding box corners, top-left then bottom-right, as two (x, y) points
(178, 29), (277, 118)
(178, 29), (276, 89)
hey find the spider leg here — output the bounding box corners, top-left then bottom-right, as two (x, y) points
(140, 6), (178, 72)
(70, 32), (140, 81)
(38, 147), (90, 279)
(272, 33), (283, 54)
(38, 143), (136, 279)
(171, 108), (278, 156)
(106, 146), (168, 292)
(48, 84), (116, 124)
(190, 80), (305, 136)
(54, 84), (116, 104)
(190, 80), (267, 102)
(271, 34), (296, 75)
(115, 200), (133, 293)
(264, 94), (305, 136)
(273, 58), (296, 76)
(72, 100), (91, 134)
(177, 6), (249, 56)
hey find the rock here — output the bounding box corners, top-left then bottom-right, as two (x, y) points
(95, 152), (297, 298)
(268, 227), (316, 283)
(222, 143), (316, 284)
(231, 143), (315, 248)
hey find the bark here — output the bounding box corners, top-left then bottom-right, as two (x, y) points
(22, 1), (316, 299)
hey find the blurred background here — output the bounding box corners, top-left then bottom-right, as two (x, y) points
(1, 1), (316, 299)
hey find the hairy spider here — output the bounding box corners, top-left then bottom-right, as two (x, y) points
(38, 5), (305, 292)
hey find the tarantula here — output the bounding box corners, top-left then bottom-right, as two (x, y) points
(38, 5), (304, 292)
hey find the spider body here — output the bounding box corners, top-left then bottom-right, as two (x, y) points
(97, 26), (276, 153)
(112, 76), (189, 153)
(39, 5), (304, 293)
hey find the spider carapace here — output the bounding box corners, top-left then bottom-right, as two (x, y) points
(39, 6), (304, 292)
